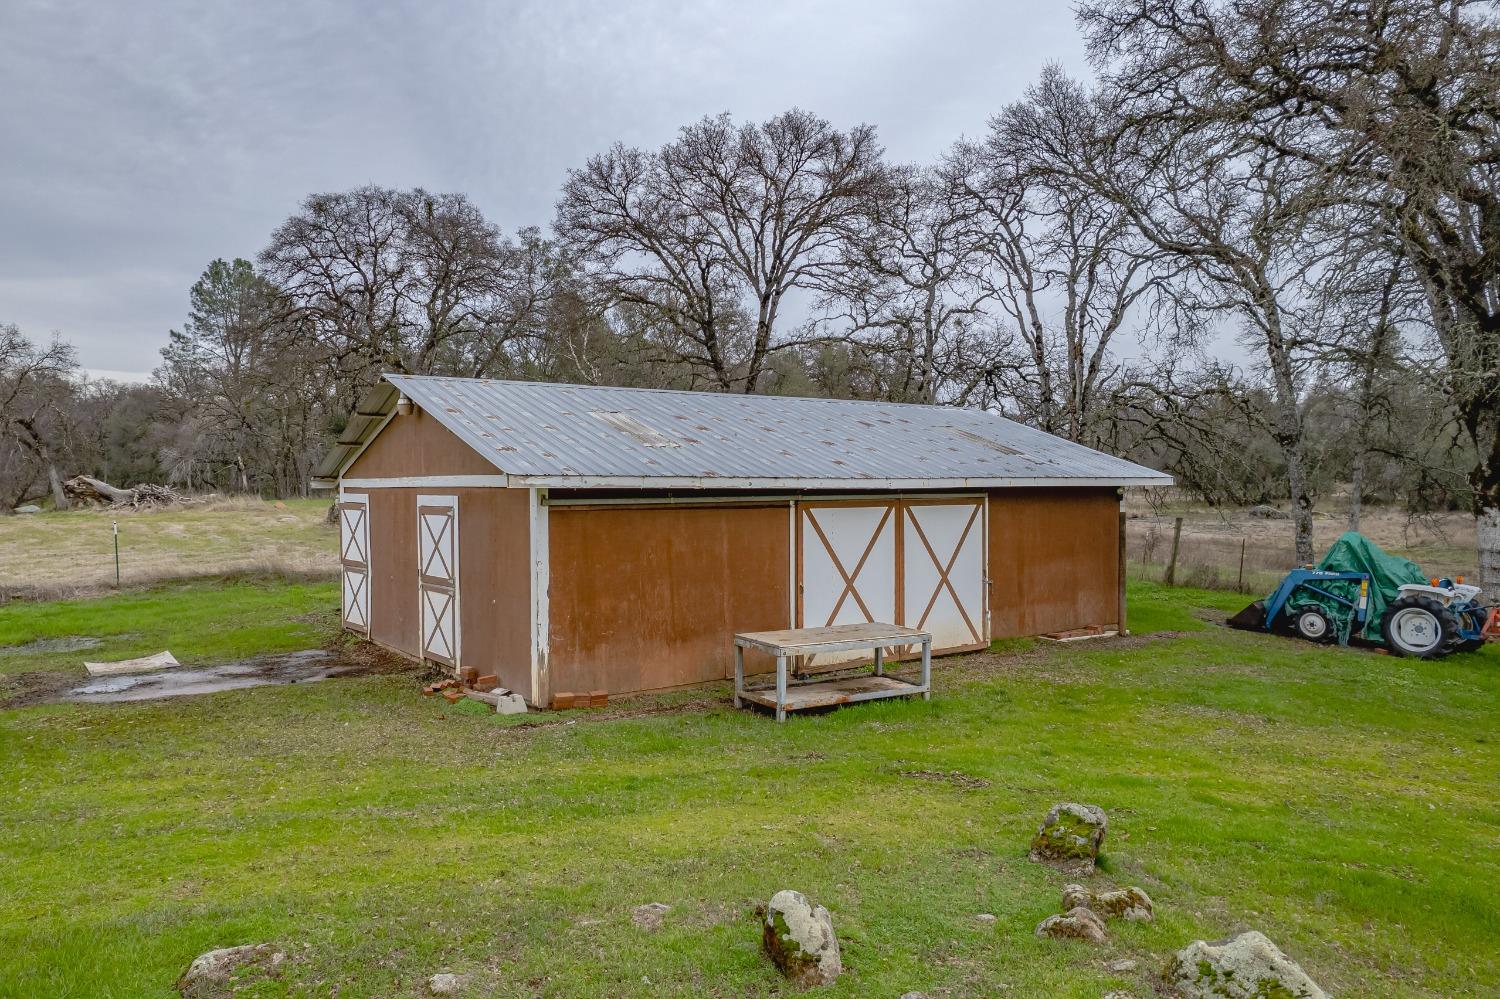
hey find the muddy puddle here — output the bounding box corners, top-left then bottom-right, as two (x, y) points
(1, 635), (105, 655)
(61, 649), (342, 703)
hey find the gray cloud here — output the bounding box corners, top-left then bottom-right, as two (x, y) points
(0, 0), (1085, 375)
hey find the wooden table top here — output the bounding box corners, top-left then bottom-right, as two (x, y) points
(733, 622), (930, 654)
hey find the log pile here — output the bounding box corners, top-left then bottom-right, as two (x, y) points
(63, 475), (189, 509)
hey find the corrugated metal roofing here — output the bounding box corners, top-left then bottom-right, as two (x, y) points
(323, 374), (1172, 488)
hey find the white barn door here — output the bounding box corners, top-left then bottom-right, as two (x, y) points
(417, 495), (460, 670)
(902, 499), (987, 650)
(339, 496), (370, 634)
(798, 501), (898, 664)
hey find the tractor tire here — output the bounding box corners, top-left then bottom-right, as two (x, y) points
(1292, 607), (1334, 644)
(1447, 637), (1486, 654)
(1381, 595), (1459, 659)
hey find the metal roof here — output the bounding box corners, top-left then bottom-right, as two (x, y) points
(318, 374), (1172, 489)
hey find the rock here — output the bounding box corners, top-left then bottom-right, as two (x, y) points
(13, 505), (41, 514)
(1107, 958), (1138, 973)
(1034, 906), (1108, 944)
(426, 966), (465, 990)
(1165, 931), (1327, 998)
(1248, 505), (1288, 520)
(762, 889), (841, 987)
(1062, 883), (1154, 922)
(900, 993), (931, 999)
(495, 692), (527, 715)
(1029, 802), (1107, 874)
(974, 912), (997, 924)
(176, 944), (284, 997)
(427, 972), (468, 994)
(632, 902), (671, 931)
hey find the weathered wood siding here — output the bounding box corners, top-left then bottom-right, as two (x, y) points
(987, 487), (1121, 637)
(344, 408), (497, 478)
(546, 504), (791, 696)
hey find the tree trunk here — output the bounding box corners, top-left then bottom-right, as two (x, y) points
(47, 464), (69, 511)
(1347, 451), (1363, 533)
(1479, 507), (1500, 594)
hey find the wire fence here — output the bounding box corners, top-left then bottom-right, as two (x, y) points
(0, 499), (339, 601)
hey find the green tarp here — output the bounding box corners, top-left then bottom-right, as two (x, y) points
(1289, 531), (1428, 640)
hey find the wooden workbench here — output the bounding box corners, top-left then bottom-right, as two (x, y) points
(732, 622), (932, 722)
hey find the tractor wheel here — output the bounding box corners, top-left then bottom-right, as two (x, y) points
(1447, 637), (1486, 654)
(1381, 595), (1459, 659)
(1292, 607), (1334, 644)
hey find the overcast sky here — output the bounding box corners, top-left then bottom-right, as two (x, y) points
(0, 0), (1089, 381)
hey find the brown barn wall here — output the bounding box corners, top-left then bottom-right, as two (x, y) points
(344, 485), (533, 698)
(987, 487), (1121, 637)
(345, 409), (498, 478)
(546, 504), (791, 696)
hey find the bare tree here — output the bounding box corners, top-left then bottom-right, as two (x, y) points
(0, 324), (79, 509)
(557, 109), (886, 392)
(953, 68), (1175, 444)
(809, 164), (1001, 404)
(1077, 0), (1500, 585)
(260, 186), (547, 405)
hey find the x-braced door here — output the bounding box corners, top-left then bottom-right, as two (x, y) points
(417, 495), (460, 670)
(902, 499), (987, 650)
(339, 496), (370, 634)
(798, 501), (899, 664)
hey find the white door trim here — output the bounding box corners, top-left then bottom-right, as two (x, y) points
(338, 495), (370, 635)
(416, 494), (460, 670)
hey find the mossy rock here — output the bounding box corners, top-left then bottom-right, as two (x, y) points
(1029, 802), (1107, 874)
(1164, 931), (1327, 998)
(762, 890), (841, 987)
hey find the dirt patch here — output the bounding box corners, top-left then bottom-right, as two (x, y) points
(897, 769), (991, 790)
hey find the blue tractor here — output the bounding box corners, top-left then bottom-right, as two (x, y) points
(1228, 532), (1495, 658)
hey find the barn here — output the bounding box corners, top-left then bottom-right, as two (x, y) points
(313, 375), (1171, 707)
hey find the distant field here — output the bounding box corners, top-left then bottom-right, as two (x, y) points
(0, 498), (338, 598)
(1124, 499), (1480, 593)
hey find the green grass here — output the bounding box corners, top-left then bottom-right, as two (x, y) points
(1, 581), (1497, 997)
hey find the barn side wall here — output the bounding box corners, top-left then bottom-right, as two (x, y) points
(345, 408), (498, 478)
(340, 404), (533, 697)
(545, 504), (792, 696)
(987, 487), (1122, 637)
(343, 486), (533, 698)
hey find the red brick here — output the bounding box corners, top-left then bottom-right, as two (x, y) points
(459, 666), (479, 685)
(474, 674), (498, 692)
(590, 690), (608, 708)
(552, 692), (575, 710)
(442, 689), (463, 703)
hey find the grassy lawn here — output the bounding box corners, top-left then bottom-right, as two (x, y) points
(1, 579), (1496, 997)
(0, 498), (337, 597)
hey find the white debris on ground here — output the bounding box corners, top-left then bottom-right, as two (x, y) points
(84, 650), (180, 677)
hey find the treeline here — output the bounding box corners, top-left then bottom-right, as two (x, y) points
(3, 1), (1496, 581)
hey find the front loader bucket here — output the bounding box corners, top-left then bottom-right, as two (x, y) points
(1226, 600), (1268, 632)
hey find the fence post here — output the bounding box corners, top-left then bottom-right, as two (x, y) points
(1165, 516), (1183, 586)
(113, 520), (121, 587)
(1238, 537), (1247, 591)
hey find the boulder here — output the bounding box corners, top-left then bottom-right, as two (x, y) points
(1248, 505), (1288, 520)
(427, 972), (468, 994)
(1165, 931), (1327, 999)
(13, 505), (41, 514)
(1062, 883), (1154, 922)
(1029, 802), (1107, 874)
(1035, 905), (1108, 944)
(632, 902), (671, 931)
(1107, 958), (1138, 973)
(176, 944), (284, 997)
(762, 890), (841, 987)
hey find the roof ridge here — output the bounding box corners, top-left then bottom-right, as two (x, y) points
(384, 372), (1016, 420)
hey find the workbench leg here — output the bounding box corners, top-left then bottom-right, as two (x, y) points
(733, 645), (744, 709)
(921, 639), (931, 701)
(873, 646), (884, 677)
(775, 654), (787, 723)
